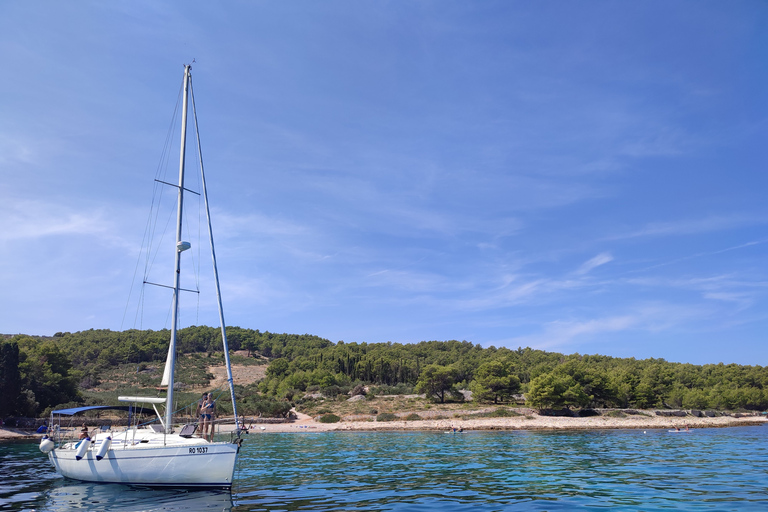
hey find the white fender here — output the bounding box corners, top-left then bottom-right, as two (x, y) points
(39, 436), (55, 453)
(75, 437), (91, 460)
(95, 437), (112, 460)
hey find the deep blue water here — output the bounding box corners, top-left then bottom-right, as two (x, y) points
(3, 426), (768, 511)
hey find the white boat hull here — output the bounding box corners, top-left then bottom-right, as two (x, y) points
(48, 432), (240, 488)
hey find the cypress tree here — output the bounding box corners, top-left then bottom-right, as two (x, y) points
(0, 342), (21, 415)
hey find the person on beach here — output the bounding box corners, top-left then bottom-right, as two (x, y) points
(237, 419), (250, 434)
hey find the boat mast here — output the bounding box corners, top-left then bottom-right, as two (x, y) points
(165, 64), (192, 433)
(189, 81), (241, 432)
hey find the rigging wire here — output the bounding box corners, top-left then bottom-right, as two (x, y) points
(192, 86), (204, 326)
(122, 80), (185, 331)
(117, 68), (239, 440)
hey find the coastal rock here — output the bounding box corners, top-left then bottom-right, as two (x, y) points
(347, 394), (366, 402)
(690, 410), (703, 417)
(655, 410), (687, 417)
(458, 389), (473, 401)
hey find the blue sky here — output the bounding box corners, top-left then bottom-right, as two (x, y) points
(2, 2), (767, 365)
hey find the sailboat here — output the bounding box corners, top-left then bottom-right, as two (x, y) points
(39, 65), (243, 488)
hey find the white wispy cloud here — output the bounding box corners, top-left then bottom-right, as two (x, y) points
(212, 209), (310, 239)
(536, 315), (639, 348)
(624, 273), (767, 311)
(0, 197), (112, 242)
(618, 127), (688, 158)
(490, 314), (642, 353)
(625, 240), (768, 275)
(606, 215), (767, 241)
(0, 134), (40, 166)
(574, 252), (613, 275)
(500, 302), (710, 352)
(702, 292), (754, 309)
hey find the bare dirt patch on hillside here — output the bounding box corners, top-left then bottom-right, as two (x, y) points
(203, 364), (267, 389)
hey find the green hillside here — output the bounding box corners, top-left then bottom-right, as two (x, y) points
(2, 327), (767, 419)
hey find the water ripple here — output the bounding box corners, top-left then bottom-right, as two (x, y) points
(4, 426), (768, 511)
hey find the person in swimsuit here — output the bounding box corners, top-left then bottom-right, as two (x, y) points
(196, 392), (207, 418)
(197, 393), (210, 439)
(203, 394), (216, 441)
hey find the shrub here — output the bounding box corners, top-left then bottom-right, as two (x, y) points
(319, 414), (341, 423)
(371, 383), (415, 395)
(461, 408), (520, 419)
(404, 413), (422, 421)
(622, 409), (651, 416)
(486, 408), (521, 418)
(243, 397), (293, 418)
(376, 412), (397, 422)
(321, 385), (347, 399)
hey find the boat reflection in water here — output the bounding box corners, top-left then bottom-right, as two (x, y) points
(41, 480), (234, 512)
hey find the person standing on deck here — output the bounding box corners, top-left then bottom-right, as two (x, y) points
(196, 392), (209, 439)
(203, 393), (216, 442)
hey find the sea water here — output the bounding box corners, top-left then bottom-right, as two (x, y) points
(3, 426), (768, 511)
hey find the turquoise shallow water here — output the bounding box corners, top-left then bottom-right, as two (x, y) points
(3, 426), (768, 511)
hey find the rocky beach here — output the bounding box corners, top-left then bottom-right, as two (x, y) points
(236, 410), (767, 433)
(4, 409), (765, 441)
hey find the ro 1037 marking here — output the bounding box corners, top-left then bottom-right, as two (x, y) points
(189, 447), (208, 454)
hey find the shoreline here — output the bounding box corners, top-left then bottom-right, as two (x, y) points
(4, 412), (764, 441)
(234, 412), (766, 433)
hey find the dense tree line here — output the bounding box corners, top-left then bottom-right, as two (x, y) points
(3, 327), (768, 417)
(0, 337), (80, 417)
